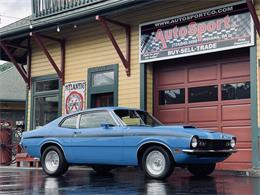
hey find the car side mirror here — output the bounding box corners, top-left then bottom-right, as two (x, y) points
(100, 123), (114, 129)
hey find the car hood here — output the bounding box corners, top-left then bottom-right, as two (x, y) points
(153, 125), (233, 140)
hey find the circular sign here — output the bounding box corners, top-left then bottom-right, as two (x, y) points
(65, 91), (84, 114)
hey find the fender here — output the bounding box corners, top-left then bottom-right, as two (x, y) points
(40, 139), (68, 160)
(136, 138), (174, 158)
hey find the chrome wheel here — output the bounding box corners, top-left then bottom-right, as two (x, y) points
(45, 151), (60, 173)
(146, 150), (166, 176)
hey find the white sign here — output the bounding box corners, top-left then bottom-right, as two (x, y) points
(139, 2), (254, 63)
(64, 81), (86, 114)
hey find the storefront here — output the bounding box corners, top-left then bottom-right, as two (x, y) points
(140, 2), (254, 170)
(0, 0), (260, 171)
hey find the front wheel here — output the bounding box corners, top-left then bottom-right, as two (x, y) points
(187, 163), (216, 177)
(142, 146), (174, 180)
(41, 146), (69, 176)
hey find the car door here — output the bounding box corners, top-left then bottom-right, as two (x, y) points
(69, 110), (124, 164)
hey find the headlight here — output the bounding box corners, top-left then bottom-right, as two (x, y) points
(230, 138), (236, 148)
(191, 136), (198, 148)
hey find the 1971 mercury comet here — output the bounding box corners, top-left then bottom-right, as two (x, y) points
(21, 107), (237, 179)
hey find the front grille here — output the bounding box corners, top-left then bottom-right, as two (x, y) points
(198, 139), (231, 150)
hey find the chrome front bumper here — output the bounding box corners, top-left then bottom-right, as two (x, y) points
(182, 149), (237, 154)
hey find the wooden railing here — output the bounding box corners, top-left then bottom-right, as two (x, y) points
(32, 0), (104, 19)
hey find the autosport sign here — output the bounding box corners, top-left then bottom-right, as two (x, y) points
(64, 81), (86, 114)
(139, 2), (254, 63)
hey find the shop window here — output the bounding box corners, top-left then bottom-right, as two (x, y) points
(60, 115), (78, 129)
(36, 80), (59, 92)
(188, 85), (218, 103)
(79, 111), (116, 128)
(92, 71), (114, 87)
(222, 82), (250, 100)
(32, 77), (60, 129)
(88, 65), (118, 108)
(159, 89), (185, 105)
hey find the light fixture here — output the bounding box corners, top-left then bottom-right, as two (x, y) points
(74, 24), (77, 28)
(57, 25), (60, 32)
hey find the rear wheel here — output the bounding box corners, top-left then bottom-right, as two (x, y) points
(92, 165), (114, 174)
(41, 146), (68, 176)
(187, 163), (216, 177)
(142, 146), (174, 180)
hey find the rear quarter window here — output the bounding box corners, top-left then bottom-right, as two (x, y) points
(60, 115), (78, 129)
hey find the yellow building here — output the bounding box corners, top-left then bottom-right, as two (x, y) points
(0, 0), (260, 171)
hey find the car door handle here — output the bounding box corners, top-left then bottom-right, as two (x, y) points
(74, 131), (82, 135)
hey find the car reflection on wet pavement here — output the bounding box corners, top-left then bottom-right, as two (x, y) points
(0, 167), (259, 195)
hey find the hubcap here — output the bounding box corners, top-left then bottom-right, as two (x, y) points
(146, 150), (166, 176)
(45, 151), (60, 173)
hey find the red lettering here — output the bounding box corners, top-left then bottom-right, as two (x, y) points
(179, 27), (188, 37)
(188, 22), (197, 36)
(155, 29), (167, 49)
(207, 21), (217, 32)
(164, 29), (172, 42)
(172, 26), (179, 39)
(197, 23), (206, 41)
(216, 19), (223, 30)
(223, 15), (231, 29)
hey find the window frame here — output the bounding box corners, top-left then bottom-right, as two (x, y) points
(87, 65), (118, 108)
(30, 75), (62, 129)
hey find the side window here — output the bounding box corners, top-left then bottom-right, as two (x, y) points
(60, 115), (78, 129)
(159, 88), (185, 105)
(80, 111), (116, 129)
(188, 85), (218, 103)
(222, 82), (250, 100)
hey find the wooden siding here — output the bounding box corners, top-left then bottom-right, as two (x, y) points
(28, 0), (239, 127)
(256, 0), (260, 126)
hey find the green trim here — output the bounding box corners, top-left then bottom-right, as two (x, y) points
(25, 88), (29, 131)
(140, 63), (147, 110)
(87, 64), (118, 108)
(31, 74), (57, 82)
(250, 46), (260, 168)
(30, 75), (62, 129)
(58, 79), (63, 116)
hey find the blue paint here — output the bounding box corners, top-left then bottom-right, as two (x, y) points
(21, 107), (236, 167)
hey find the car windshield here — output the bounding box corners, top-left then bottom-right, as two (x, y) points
(114, 109), (163, 127)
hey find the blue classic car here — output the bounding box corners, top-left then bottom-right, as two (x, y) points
(21, 107), (237, 179)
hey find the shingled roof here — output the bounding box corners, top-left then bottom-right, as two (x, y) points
(0, 67), (26, 102)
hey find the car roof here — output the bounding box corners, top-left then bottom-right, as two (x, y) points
(64, 107), (144, 117)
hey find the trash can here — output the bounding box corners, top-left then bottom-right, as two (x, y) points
(0, 121), (12, 165)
